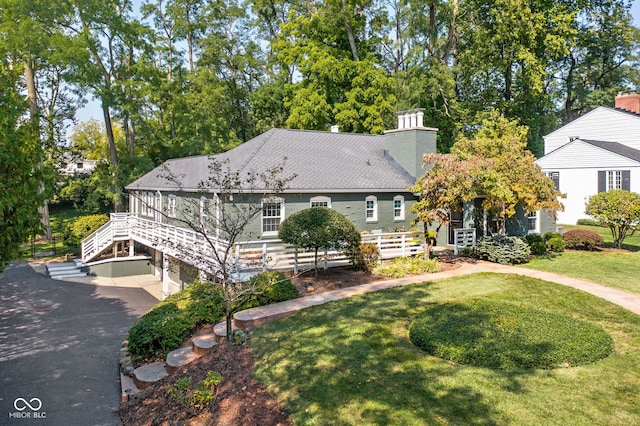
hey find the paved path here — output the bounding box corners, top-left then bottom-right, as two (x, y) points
(234, 261), (640, 327)
(0, 261), (158, 426)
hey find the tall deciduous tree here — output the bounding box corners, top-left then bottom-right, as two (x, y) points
(0, 64), (45, 270)
(453, 112), (564, 233)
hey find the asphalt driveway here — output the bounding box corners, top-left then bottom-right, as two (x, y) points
(0, 261), (158, 425)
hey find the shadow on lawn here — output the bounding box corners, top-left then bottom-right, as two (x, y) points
(252, 283), (542, 425)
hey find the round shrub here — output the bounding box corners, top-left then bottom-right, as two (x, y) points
(243, 271), (299, 309)
(563, 229), (604, 250)
(543, 231), (562, 242)
(530, 240), (547, 255)
(546, 236), (565, 252)
(409, 299), (614, 370)
(470, 235), (531, 264)
(525, 234), (544, 245)
(127, 280), (225, 360)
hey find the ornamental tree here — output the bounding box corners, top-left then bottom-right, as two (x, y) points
(279, 207), (361, 277)
(409, 153), (477, 259)
(585, 190), (640, 249)
(411, 112), (564, 255)
(452, 112), (564, 234)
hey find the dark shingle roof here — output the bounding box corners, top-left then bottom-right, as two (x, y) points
(126, 128), (414, 193)
(581, 139), (640, 163)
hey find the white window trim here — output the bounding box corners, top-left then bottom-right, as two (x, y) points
(365, 195), (378, 222)
(168, 195), (176, 218)
(261, 197), (285, 236)
(310, 196), (331, 208)
(607, 170), (622, 191)
(527, 210), (539, 234)
(393, 195), (405, 221)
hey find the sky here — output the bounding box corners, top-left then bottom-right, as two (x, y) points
(75, 2), (640, 125)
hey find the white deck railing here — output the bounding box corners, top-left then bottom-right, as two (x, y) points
(81, 214), (435, 274)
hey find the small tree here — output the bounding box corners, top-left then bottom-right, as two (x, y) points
(142, 157), (294, 341)
(411, 112), (565, 256)
(409, 153), (477, 259)
(278, 207), (361, 277)
(585, 190), (640, 249)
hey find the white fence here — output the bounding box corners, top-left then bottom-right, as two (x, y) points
(234, 231), (425, 273)
(82, 214), (451, 274)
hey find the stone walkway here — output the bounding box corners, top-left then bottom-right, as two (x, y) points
(233, 261), (640, 328)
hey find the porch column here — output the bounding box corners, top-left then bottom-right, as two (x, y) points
(153, 249), (162, 277)
(129, 239), (135, 256)
(162, 252), (170, 300)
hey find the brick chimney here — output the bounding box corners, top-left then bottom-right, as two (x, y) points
(615, 91), (640, 114)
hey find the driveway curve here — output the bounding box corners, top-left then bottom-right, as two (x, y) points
(0, 261), (157, 426)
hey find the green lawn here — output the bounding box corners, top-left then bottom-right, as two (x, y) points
(251, 273), (640, 425)
(19, 207), (86, 260)
(524, 224), (640, 295)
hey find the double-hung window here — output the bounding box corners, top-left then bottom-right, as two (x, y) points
(262, 198), (284, 235)
(365, 195), (378, 222)
(527, 211), (538, 234)
(393, 195), (405, 220)
(598, 170), (630, 192)
(546, 171), (559, 190)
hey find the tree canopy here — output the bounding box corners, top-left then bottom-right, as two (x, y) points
(0, 0), (638, 263)
(585, 189), (640, 249)
(411, 113), (564, 252)
(279, 207), (361, 276)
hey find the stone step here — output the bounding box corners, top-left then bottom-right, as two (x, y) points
(133, 362), (168, 390)
(192, 334), (218, 356)
(213, 321), (238, 342)
(166, 347), (201, 374)
(47, 262), (78, 271)
(51, 272), (88, 279)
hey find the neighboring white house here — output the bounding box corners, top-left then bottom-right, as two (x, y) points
(536, 92), (640, 224)
(59, 154), (99, 176)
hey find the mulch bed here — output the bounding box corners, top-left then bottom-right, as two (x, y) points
(119, 259), (464, 425)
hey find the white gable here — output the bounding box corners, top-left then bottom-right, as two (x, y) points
(544, 107), (640, 154)
(536, 139), (640, 170)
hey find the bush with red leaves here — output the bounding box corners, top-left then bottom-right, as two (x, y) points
(563, 229), (604, 250)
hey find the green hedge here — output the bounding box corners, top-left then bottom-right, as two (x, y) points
(409, 299), (614, 370)
(127, 272), (299, 360)
(242, 271), (299, 309)
(470, 235), (531, 264)
(127, 280), (225, 359)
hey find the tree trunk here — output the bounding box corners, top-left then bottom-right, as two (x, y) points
(423, 222), (433, 260)
(342, 0), (359, 62)
(314, 247), (319, 277)
(25, 62), (52, 240)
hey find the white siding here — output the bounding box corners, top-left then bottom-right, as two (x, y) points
(544, 107), (640, 154)
(536, 140), (640, 169)
(536, 158), (640, 225)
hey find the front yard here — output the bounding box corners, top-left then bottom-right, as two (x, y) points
(251, 273), (640, 425)
(524, 224), (640, 295)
